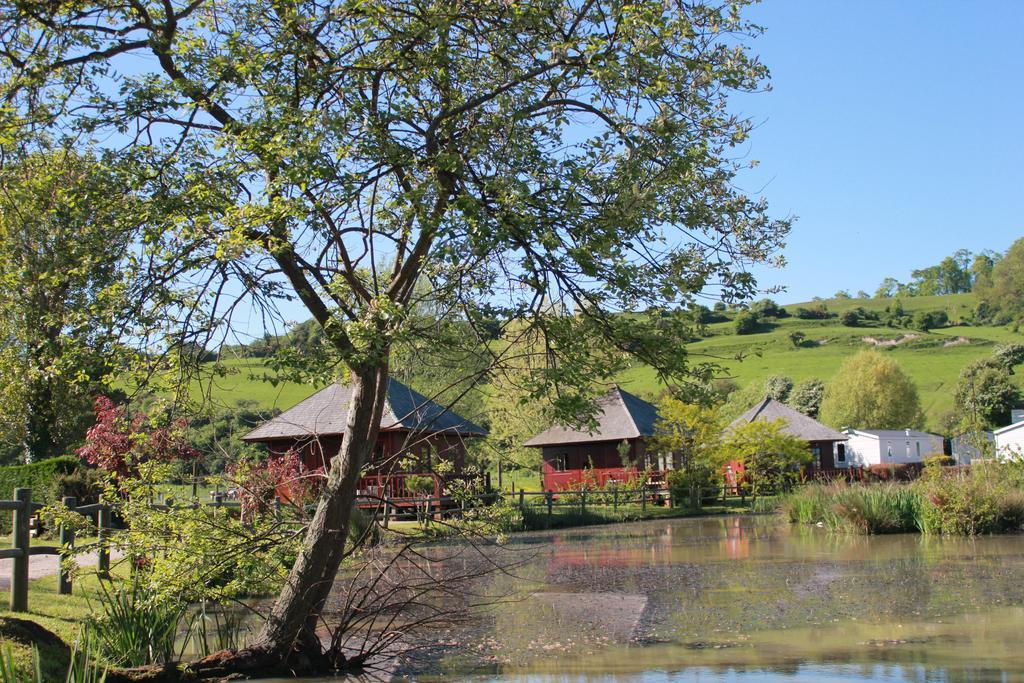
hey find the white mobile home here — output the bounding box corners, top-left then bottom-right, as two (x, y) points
(950, 431), (995, 465)
(994, 412), (1024, 460)
(841, 428), (944, 467)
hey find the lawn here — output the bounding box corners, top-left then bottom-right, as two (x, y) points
(0, 567), (119, 681)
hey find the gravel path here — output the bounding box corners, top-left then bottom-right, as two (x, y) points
(0, 548), (123, 589)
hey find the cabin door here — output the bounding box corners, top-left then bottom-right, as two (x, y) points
(812, 442), (834, 469)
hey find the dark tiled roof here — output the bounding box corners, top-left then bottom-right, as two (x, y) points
(242, 378), (486, 442)
(729, 397), (847, 442)
(523, 386), (658, 447)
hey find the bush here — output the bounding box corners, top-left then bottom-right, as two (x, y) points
(840, 310), (860, 327)
(734, 311), (759, 335)
(750, 299), (788, 319)
(865, 463), (922, 482)
(924, 454), (955, 468)
(795, 305), (833, 320)
(916, 466), (1024, 535)
(666, 468), (720, 507)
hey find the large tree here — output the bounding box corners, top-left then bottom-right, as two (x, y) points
(819, 350), (923, 430)
(0, 0), (788, 674)
(976, 237), (1024, 323)
(0, 149), (139, 463)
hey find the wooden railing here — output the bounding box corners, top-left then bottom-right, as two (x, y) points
(1, 487), (245, 613)
(357, 472), (442, 500)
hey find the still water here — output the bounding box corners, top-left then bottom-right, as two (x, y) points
(295, 515), (1024, 681)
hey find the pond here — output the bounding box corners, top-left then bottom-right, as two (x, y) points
(282, 515), (1024, 682)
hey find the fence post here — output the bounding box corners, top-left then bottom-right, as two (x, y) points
(641, 487), (646, 511)
(97, 504), (111, 579)
(382, 498), (391, 529)
(668, 487), (674, 508)
(10, 488), (30, 612)
(546, 490), (553, 517)
(59, 496), (76, 595)
(613, 487), (619, 511)
(518, 489), (525, 511)
(580, 489), (586, 513)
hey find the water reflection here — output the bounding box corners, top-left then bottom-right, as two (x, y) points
(272, 515), (1024, 681)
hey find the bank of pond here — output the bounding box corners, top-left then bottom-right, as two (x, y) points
(782, 462), (1024, 535)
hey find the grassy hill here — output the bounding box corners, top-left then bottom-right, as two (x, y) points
(620, 293), (1021, 428)
(196, 292), (1021, 431)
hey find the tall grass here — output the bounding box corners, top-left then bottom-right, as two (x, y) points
(0, 627), (107, 683)
(784, 482), (919, 534)
(89, 578), (189, 667)
(785, 464), (1024, 536)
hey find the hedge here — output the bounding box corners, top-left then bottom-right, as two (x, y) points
(0, 456), (81, 504)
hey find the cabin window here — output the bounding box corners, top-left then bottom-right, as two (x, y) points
(886, 442), (893, 459)
(811, 445), (822, 468)
(836, 444), (846, 463)
(550, 453), (567, 471)
(906, 441), (911, 457)
(916, 441), (922, 458)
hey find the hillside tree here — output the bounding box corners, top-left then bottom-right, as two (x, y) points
(976, 237), (1024, 324)
(819, 351), (923, 430)
(0, 0), (789, 674)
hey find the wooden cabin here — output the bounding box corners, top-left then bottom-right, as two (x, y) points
(725, 397), (849, 488)
(241, 378), (486, 502)
(524, 386), (662, 492)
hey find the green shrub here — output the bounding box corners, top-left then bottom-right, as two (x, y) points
(923, 454), (955, 468)
(916, 467), (1024, 535)
(734, 311), (759, 335)
(666, 468), (720, 507)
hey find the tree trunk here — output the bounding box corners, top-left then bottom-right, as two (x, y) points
(251, 363), (390, 661)
(23, 376), (55, 463)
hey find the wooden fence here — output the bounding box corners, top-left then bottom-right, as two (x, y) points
(1, 487), (247, 613)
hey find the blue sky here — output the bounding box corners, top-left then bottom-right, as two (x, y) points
(733, 0), (1024, 304)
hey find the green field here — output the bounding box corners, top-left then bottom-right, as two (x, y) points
(195, 293), (1021, 431)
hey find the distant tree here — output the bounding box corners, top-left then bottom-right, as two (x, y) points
(788, 379), (826, 418)
(653, 399), (723, 508)
(856, 290), (869, 299)
(840, 310), (860, 327)
(713, 301), (728, 313)
(787, 331), (807, 348)
(734, 311), (760, 335)
(976, 237), (1024, 324)
(970, 251), (999, 290)
(834, 290), (852, 299)
(819, 351), (923, 429)
(764, 375), (793, 402)
(710, 378), (740, 404)
(875, 278), (901, 298)
(912, 310), (948, 332)
(954, 361), (1022, 429)
(795, 304), (832, 320)
(993, 343), (1024, 374)
(750, 299), (787, 318)
(720, 419), (810, 496)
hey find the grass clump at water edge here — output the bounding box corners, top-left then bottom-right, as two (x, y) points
(783, 482), (920, 534)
